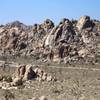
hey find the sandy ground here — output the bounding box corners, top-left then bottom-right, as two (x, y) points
(0, 61), (100, 100)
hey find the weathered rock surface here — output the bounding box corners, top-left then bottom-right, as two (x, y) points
(0, 16), (100, 64)
(11, 77), (22, 86)
(76, 16), (94, 31)
(0, 64), (54, 90)
(40, 96), (48, 100)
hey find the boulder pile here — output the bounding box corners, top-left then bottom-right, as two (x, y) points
(0, 64), (53, 89)
(31, 96), (48, 100)
(15, 64), (53, 82)
(0, 16), (100, 64)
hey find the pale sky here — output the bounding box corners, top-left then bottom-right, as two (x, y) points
(0, 0), (100, 25)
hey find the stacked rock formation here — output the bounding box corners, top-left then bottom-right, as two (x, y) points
(0, 16), (99, 64)
(0, 64), (53, 89)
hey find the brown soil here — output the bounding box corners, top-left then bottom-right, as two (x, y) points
(0, 60), (100, 100)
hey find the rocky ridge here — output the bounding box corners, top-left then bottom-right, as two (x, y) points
(0, 16), (100, 64)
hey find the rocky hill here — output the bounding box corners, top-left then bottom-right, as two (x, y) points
(0, 16), (100, 64)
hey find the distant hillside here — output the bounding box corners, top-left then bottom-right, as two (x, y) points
(0, 16), (100, 64)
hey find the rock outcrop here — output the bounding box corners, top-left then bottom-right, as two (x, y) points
(0, 16), (100, 64)
(0, 64), (54, 89)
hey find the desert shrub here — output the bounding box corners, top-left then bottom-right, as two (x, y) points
(3, 90), (15, 100)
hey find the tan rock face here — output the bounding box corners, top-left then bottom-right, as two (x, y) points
(78, 48), (89, 57)
(0, 64), (54, 90)
(42, 72), (47, 81)
(14, 64), (37, 81)
(14, 65), (53, 83)
(34, 66), (53, 82)
(43, 19), (54, 30)
(36, 68), (44, 78)
(10, 65), (37, 86)
(44, 27), (56, 48)
(12, 77), (22, 86)
(18, 64), (26, 78)
(77, 16), (93, 31)
(40, 96), (48, 100)
(0, 16), (99, 64)
(32, 97), (39, 100)
(23, 65), (36, 81)
(47, 75), (52, 82)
